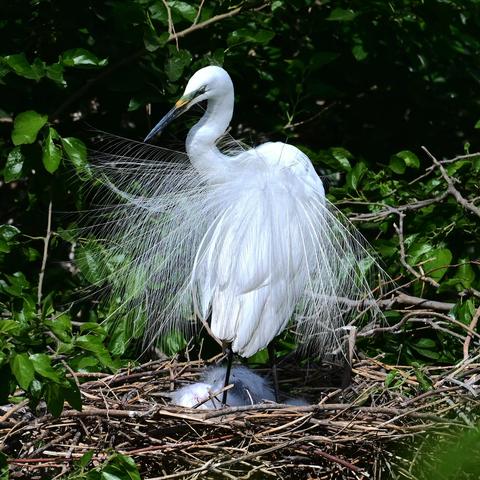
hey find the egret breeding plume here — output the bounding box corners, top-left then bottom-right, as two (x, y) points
(89, 66), (383, 402)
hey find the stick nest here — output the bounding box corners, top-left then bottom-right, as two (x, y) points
(2, 354), (479, 479)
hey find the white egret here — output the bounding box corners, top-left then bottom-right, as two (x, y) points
(90, 66), (383, 404)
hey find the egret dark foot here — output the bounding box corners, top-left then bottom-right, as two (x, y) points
(222, 346), (234, 406)
(268, 343), (280, 403)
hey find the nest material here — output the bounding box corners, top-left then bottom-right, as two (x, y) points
(1, 354), (479, 480)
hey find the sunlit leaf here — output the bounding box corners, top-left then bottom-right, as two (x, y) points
(4, 147), (24, 182)
(10, 353), (35, 390)
(62, 48), (108, 68)
(42, 127), (62, 173)
(11, 110), (47, 145)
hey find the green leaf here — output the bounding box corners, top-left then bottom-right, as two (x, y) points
(3, 53), (43, 80)
(165, 49), (192, 82)
(0, 272), (30, 297)
(64, 380), (82, 411)
(77, 451), (94, 469)
(4, 147), (25, 182)
(10, 353), (35, 390)
(11, 110), (48, 146)
(62, 48), (108, 68)
(452, 261), (475, 289)
(171, 1), (197, 22)
(330, 147), (352, 171)
(389, 155), (406, 174)
(0, 320), (20, 334)
(327, 8), (357, 21)
(247, 348), (269, 365)
(475, 119), (480, 129)
(30, 353), (61, 382)
(45, 314), (72, 343)
(45, 63), (65, 85)
(61, 137), (90, 177)
(384, 370), (399, 388)
(42, 127), (62, 173)
(413, 338), (437, 349)
(228, 28), (275, 46)
(102, 454), (141, 480)
(76, 335), (114, 367)
(422, 248), (452, 282)
(347, 161), (367, 190)
(76, 242), (109, 284)
(0, 366), (13, 404)
(162, 330), (187, 356)
(352, 44), (368, 61)
(45, 382), (64, 417)
(395, 150), (420, 169)
(0, 225), (20, 253)
(411, 346), (440, 360)
(0, 451), (8, 480)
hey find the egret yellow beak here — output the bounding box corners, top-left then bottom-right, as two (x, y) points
(144, 89), (204, 143)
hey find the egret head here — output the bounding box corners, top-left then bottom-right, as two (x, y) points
(144, 66), (233, 143)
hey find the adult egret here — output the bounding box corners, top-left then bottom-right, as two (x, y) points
(91, 65), (382, 404)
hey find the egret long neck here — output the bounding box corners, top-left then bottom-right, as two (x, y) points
(186, 92), (234, 179)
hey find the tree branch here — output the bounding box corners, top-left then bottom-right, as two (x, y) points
(37, 201), (53, 311)
(422, 146), (480, 219)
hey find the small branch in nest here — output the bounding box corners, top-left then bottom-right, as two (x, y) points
(463, 306), (480, 360)
(422, 146), (480, 219)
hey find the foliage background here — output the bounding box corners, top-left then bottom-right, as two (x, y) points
(0, 0), (479, 476)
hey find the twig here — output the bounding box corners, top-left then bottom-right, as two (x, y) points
(393, 212), (439, 288)
(37, 200), (53, 311)
(162, 0), (178, 50)
(350, 192), (448, 222)
(193, 0), (205, 25)
(422, 146), (480, 219)
(463, 306), (480, 360)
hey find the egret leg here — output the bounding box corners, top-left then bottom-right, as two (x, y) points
(221, 346), (233, 406)
(268, 343), (280, 403)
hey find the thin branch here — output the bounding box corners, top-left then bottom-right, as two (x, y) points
(463, 306), (480, 360)
(162, 0), (178, 50)
(173, 6), (243, 41)
(422, 146), (480, 219)
(393, 212), (439, 288)
(193, 0), (205, 25)
(350, 192), (448, 222)
(37, 201), (53, 311)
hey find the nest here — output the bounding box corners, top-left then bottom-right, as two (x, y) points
(2, 354), (479, 479)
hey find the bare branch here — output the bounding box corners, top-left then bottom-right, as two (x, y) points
(422, 146), (480, 219)
(463, 306), (480, 360)
(37, 201), (53, 311)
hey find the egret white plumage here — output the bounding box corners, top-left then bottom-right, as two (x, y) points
(90, 65), (383, 403)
